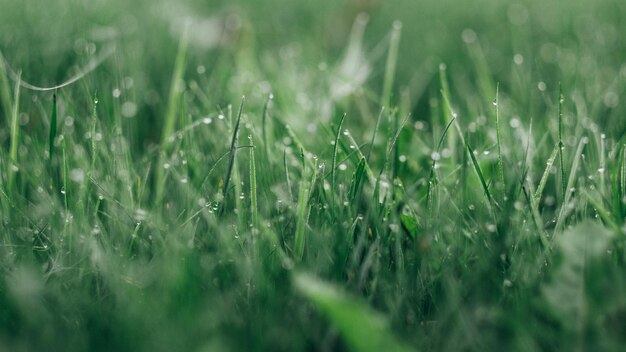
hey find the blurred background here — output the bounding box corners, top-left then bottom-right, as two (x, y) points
(1, 0), (625, 146)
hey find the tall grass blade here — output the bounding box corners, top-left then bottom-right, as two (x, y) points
(0, 52), (13, 121)
(155, 27), (189, 202)
(8, 72), (20, 193)
(332, 113), (346, 191)
(294, 158), (317, 261)
(249, 134), (258, 231)
(261, 93), (273, 158)
(466, 142), (493, 205)
(220, 96), (245, 215)
(554, 138), (585, 234)
(494, 83), (505, 192)
(381, 21), (402, 109)
(557, 83), (566, 199)
(533, 143), (560, 207)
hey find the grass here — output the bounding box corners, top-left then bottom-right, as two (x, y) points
(1, 0), (626, 351)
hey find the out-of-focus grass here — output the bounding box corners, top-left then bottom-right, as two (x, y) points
(1, 0), (626, 351)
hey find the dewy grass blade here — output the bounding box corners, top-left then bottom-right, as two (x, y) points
(494, 83), (505, 192)
(466, 142), (493, 205)
(533, 144), (560, 207)
(220, 96), (245, 215)
(262, 93), (273, 158)
(48, 93), (57, 160)
(8, 71), (21, 193)
(426, 117), (455, 210)
(554, 138), (586, 235)
(90, 93), (98, 175)
(557, 83), (566, 200)
(366, 107), (384, 163)
(249, 134), (258, 232)
(332, 113), (346, 191)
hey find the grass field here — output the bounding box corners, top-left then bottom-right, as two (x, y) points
(1, 0), (626, 351)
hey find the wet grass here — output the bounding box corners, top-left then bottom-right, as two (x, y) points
(1, 0), (626, 351)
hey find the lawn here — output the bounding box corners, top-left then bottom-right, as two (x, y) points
(1, 0), (626, 351)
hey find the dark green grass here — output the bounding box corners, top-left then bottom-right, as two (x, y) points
(1, 0), (626, 351)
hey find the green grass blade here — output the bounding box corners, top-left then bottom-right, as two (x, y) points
(466, 141), (493, 205)
(261, 93), (273, 158)
(494, 83), (505, 192)
(161, 26), (189, 145)
(381, 21), (402, 108)
(294, 158), (317, 261)
(349, 157), (366, 202)
(7, 71), (20, 193)
(294, 272), (409, 352)
(0, 51), (13, 122)
(533, 143), (560, 207)
(48, 93), (57, 160)
(366, 107), (384, 163)
(557, 83), (566, 200)
(249, 134), (258, 232)
(554, 138), (586, 235)
(155, 27), (189, 203)
(332, 113), (346, 191)
(220, 96), (245, 215)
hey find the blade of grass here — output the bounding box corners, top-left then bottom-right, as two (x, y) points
(494, 83), (505, 192)
(466, 141), (493, 205)
(294, 157), (317, 261)
(558, 83), (566, 200)
(220, 96), (245, 216)
(381, 21), (402, 109)
(366, 107), (384, 163)
(533, 143), (560, 207)
(249, 134), (258, 232)
(349, 157), (366, 202)
(426, 117), (455, 211)
(294, 272), (409, 352)
(554, 138), (586, 235)
(0, 52), (13, 123)
(261, 93), (274, 159)
(7, 71), (21, 193)
(284, 148), (293, 202)
(155, 26), (189, 203)
(48, 93), (57, 160)
(332, 113), (346, 191)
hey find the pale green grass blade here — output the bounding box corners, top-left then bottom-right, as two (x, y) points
(294, 272), (409, 352)
(261, 93), (273, 158)
(249, 134), (258, 232)
(7, 71), (20, 193)
(381, 21), (402, 109)
(155, 27), (189, 202)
